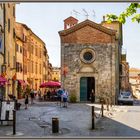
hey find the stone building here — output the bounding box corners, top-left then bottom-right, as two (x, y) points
(120, 53), (130, 91)
(129, 68), (140, 98)
(59, 16), (122, 104)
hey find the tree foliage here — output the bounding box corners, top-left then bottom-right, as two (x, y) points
(106, 3), (140, 24)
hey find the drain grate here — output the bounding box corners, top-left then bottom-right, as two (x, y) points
(29, 117), (38, 121)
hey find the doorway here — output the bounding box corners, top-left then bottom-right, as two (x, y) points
(80, 77), (95, 102)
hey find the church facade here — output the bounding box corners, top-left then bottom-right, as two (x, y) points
(59, 16), (122, 104)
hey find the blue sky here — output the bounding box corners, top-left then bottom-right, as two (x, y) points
(16, 3), (140, 68)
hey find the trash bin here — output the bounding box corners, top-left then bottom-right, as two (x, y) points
(52, 117), (59, 133)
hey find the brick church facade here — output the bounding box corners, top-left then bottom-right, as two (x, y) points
(59, 16), (123, 104)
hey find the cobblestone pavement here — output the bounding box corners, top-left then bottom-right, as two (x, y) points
(0, 99), (122, 137)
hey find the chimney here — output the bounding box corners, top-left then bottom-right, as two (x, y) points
(64, 16), (78, 30)
(103, 16), (105, 21)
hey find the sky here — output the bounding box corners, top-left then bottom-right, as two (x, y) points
(16, 3), (140, 68)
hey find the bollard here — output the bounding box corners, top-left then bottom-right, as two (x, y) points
(101, 103), (104, 117)
(52, 118), (59, 133)
(13, 110), (16, 135)
(91, 106), (95, 129)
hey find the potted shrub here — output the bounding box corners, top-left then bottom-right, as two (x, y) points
(69, 90), (77, 103)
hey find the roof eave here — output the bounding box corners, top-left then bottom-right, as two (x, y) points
(59, 19), (116, 36)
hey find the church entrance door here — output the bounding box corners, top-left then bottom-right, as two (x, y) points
(80, 77), (95, 102)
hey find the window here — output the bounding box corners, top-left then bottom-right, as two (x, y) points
(23, 49), (27, 57)
(30, 61), (32, 73)
(20, 47), (22, 53)
(32, 46), (34, 54)
(23, 34), (26, 42)
(40, 50), (41, 58)
(32, 61), (33, 73)
(24, 65), (27, 74)
(80, 48), (96, 64)
(8, 51), (10, 65)
(83, 52), (93, 61)
(40, 64), (41, 74)
(35, 47), (37, 56)
(13, 28), (15, 38)
(16, 44), (18, 52)
(13, 6), (15, 17)
(27, 61), (30, 72)
(16, 62), (22, 72)
(20, 64), (23, 72)
(8, 19), (10, 33)
(8, 3), (10, 8)
(36, 62), (37, 74)
(13, 56), (16, 68)
(16, 62), (20, 72)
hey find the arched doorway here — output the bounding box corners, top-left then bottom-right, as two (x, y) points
(80, 77), (95, 102)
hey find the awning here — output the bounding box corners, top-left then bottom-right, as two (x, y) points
(0, 76), (7, 83)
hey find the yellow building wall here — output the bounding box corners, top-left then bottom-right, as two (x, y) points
(26, 31), (45, 92)
(52, 68), (61, 82)
(15, 22), (49, 93)
(4, 3), (17, 98)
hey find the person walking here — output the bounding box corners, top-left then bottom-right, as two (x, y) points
(38, 89), (42, 101)
(25, 94), (29, 109)
(91, 89), (95, 103)
(57, 88), (64, 107)
(30, 89), (34, 104)
(0, 93), (3, 101)
(62, 89), (68, 108)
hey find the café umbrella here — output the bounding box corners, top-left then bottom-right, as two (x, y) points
(40, 81), (61, 88)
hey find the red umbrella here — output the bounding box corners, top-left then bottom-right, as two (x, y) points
(46, 81), (61, 87)
(40, 81), (61, 88)
(40, 82), (47, 88)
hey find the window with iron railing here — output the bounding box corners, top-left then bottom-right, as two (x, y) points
(13, 28), (15, 38)
(13, 6), (15, 17)
(20, 47), (22, 54)
(32, 61), (34, 73)
(16, 44), (19, 52)
(36, 62), (37, 74)
(13, 56), (16, 69)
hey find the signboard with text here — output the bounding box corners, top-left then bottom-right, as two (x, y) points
(0, 100), (15, 121)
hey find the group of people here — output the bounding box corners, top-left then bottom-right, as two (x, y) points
(57, 88), (69, 108)
(24, 89), (36, 109)
(24, 88), (69, 109)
